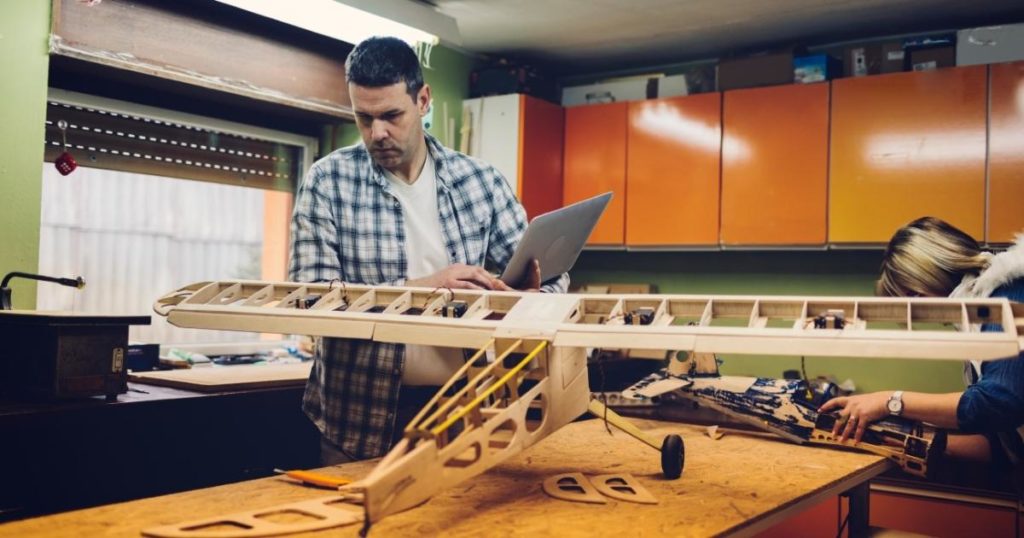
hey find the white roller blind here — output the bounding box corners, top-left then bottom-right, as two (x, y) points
(37, 165), (266, 344)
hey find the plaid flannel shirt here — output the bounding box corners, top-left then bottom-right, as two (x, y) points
(288, 133), (569, 458)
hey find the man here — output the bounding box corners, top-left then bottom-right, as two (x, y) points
(289, 36), (569, 464)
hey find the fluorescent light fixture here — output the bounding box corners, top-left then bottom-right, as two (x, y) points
(214, 0), (458, 46)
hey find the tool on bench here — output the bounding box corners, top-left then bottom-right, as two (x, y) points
(274, 468), (352, 489)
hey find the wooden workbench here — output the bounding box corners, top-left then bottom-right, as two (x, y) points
(0, 418), (890, 537)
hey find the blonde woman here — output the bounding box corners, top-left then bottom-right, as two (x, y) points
(820, 217), (1024, 468)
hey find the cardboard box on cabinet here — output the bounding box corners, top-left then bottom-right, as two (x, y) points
(561, 77), (655, 107)
(843, 42), (904, 77)
(844, 44), (882, 77)
(904, 34), (956, 72)
(880, 41), (907, 73)
(561, 73), (699, 107)
(910, 46), (956, 71)
(794, 54), (841, 83)
(718, 51), (795, 90)
(957, 24), (1024, 66)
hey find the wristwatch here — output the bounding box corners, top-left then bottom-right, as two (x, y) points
(887, 390), (904, 417)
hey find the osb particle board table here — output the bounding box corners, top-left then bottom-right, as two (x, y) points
(0, 419), (890, 537)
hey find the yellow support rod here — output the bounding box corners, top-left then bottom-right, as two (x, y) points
(430, 341), (548, 436)
(405, 339), (494, 433)
(417, 339), (523, 432)
(587, 399), (662, 451)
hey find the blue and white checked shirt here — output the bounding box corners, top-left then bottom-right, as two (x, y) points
(289, 133), (569, 458)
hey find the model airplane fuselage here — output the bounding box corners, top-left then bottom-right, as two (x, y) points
(622, 365), (945, 477)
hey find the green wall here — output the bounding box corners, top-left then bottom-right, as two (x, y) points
(0, 0), (51, 309)
(321, 44), (477, 154)
(571, 250), (965, 394)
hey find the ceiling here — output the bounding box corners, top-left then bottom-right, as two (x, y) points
(424, 0), (1024, 76)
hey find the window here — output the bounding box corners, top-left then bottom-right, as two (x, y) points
(37, 90), (316, 344)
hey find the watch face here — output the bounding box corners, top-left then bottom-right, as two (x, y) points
(888, 398), (902, 414)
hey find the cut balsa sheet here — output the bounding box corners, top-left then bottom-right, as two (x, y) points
(141, 495), (362, 538)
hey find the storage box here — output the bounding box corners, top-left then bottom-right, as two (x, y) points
(677, 64), (717, 94)
(910, 46), (956, 71)
(903, 34), (956, 71)
(957, 24), (1024, 66)
(657, 74), (690, 98)
(127, 342), (160, 372)
(794, 54), (841, 83)
(471, 63), (557, 102)
(561, 77), (655, 107)
(880, 41), (907, 73)
(843, 42), (907, 77)
(845, 45), (879, 77)
(718, 51), (795, 90)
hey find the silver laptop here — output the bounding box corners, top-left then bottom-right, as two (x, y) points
(500, 192), (613, 286)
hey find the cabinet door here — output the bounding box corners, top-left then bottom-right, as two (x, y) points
(830, 66), (987, 243)
(721, 84), (829, 245)
(519, 95), (564, 220)
(563, 102), (627, 245)
(989, 61), (1024, 243)
(626, 93), (721, 246)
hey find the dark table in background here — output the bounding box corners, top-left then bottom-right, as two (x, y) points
(0, 381), (319, 522)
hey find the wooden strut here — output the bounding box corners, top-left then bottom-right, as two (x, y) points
(146, 279), (1024, 536)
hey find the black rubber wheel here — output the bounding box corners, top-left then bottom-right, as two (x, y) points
(661, 434), (685, 479)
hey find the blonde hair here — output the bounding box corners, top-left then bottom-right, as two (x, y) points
(876, 217), (990, 297)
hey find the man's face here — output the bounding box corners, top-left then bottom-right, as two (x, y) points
(350, 81), (430, 171)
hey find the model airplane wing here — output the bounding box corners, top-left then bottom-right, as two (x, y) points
(621, 370), (692, 400)
(154, 279), (1024, 362)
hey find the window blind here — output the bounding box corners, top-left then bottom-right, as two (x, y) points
(44, 100), (302, 192)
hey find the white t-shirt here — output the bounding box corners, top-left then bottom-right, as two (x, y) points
(384, 155), (465, 386)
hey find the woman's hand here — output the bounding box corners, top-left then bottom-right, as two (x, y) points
(818, 392), (894, 444)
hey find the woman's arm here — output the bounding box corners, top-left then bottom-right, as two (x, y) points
(818, 391), (962, 443)
(946, 434), (991, 462)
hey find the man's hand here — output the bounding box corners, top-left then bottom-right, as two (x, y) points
(818, 391), (893, 444)
(491, 259), (542, 292)
(406, 263), (501, 290)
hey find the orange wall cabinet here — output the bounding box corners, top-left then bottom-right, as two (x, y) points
(829, 66), (987, 243)
(626, 93), (722, 246)
(518, 95), (564, 220)
(463, 94), (564, 220)
(721, 84), (829, 245)
(563, 102), (627, 245)
(989, 61), (1024, 243)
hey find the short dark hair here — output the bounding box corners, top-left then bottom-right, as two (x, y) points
(345, 37), (424, 99)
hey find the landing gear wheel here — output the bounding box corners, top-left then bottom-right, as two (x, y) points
(661, 434), (685, 479)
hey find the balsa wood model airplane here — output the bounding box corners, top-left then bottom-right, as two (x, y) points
(145, 280), (1024, 537)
